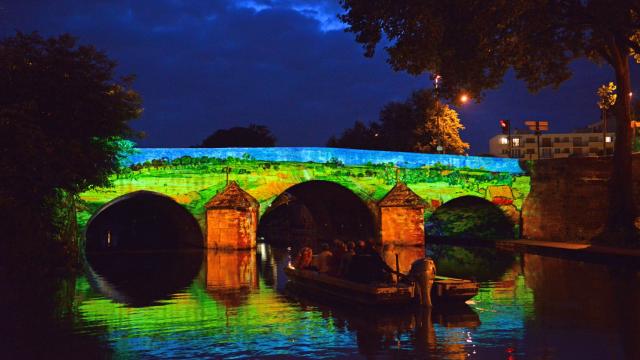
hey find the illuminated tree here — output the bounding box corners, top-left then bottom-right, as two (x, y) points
(340, 0), (640, 244)
(329, 89), (469, 154)
(597, 82), (618, 112)
(414, 101), (469, 155)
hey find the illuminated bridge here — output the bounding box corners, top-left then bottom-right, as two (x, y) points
(79, 147), (529, 251)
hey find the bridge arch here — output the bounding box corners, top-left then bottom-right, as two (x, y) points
(85, 190), (203, 253)
(426, 195), (515, 240)
(257, 180), (376, 247)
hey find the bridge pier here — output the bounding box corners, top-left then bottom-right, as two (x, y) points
(205, 181), (259, 250)
(377, 183), (427, 247)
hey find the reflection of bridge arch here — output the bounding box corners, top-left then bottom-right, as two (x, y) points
(426, 195), (515, 240)
(258, 180), (376, 247)
(85, 190), (203, 252)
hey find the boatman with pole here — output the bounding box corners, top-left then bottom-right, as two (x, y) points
(409, 257), (437, 307)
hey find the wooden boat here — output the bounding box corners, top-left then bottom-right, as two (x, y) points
(284, 265), (478, 307)
(284, 281), (481, 329)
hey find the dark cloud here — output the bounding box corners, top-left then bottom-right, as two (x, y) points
(2, 1), (638, 153)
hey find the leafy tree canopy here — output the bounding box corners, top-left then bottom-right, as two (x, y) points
(340, 0), (640, 243)
(328, 89), (469, 154)
(341, 1), (639, 100)
(0, 32), (142, 265)
(0, 32), (142, 200)
(198, 124), (276, 147)
(327, 120), (382, 150)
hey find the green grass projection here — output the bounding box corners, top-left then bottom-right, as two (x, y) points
(78, 154), (530, 236)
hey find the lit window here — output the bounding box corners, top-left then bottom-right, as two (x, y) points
(500, 137), (508, 145)
(512, 138), (521, 147)
(605, 136), (612, 143)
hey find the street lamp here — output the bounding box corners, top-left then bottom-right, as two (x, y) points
(433, 74), (443, 154)
(432, 75), (470, 154)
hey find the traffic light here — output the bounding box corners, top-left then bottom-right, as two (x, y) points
(499, 119), (510, 134)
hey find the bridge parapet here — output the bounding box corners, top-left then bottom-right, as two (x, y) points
(78, 147), (530, 247)
(125, 147), (525, 174)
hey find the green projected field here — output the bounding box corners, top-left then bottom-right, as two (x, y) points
(77, 152), (529, 229)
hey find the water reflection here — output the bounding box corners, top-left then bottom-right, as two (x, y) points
(22, 243), (639, 359)
(256, 243), (291, 291)
(523, 254), (640, 359)
(199, 249), (259, 308)
(284, 282), (480, 358)
(4, 275), (114, 359)
(428, 244), (515, 281)
(87, 251), (202, 307)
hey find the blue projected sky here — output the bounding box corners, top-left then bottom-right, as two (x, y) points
(126, 147), (525, 174)
(2, 1), (639, 153)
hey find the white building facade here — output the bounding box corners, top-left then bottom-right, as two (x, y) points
(489, 130), (615, 159)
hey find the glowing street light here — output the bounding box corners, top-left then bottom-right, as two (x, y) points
(459, 94), (469, 103)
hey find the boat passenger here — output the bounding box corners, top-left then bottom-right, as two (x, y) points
(315, 242), (333, 273)
(355, 240), (367, 255)
(347, 241), (395, 283)
(339, 241), (356, 276)
(294, 247), (316, 270)
(329, 239), (347, 276)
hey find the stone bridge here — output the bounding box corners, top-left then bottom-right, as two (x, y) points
(78, 147), (529, 250)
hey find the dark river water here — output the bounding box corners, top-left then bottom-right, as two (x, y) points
(7, 243), (640, 359)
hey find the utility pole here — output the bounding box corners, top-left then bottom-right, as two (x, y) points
(602, 108), (607, 155)
(434, 74), (444, 154)
(500, 119), (511, 157)
(525, 121), (549, 160)
(536, 122), (541, 160)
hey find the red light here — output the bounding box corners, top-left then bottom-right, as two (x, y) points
(499, 119), (510, 134)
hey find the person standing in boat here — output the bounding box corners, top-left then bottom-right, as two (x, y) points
(409, 257), (437, 307)
(315, 242), (333, 273)
(339, 241), (357, 276)
(329, 239), (347, 276)
(347, 240), (396, 283)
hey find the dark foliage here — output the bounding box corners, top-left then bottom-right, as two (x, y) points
(198, 124), (276, 147)
(0, 32), (142, 271)
(340, 0), (640, 243)
(327, 120), (382, 150)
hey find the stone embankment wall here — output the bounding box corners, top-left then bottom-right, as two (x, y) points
(522, 154), (640, 242)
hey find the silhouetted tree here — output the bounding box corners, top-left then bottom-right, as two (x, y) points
(198, 124), (276, 147)
(0, 32), (142, 269)
(340, 0), (640, 244)
(327, 120), (382, 150)
(328, 90), (468, 154)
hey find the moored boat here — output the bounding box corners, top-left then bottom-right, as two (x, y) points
(284, 264), (478, 307)
(431, 276), (479, 304)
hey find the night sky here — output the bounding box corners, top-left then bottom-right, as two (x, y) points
(3, 0), (639, 154)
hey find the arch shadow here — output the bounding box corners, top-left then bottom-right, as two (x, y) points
(85, 190), (203, 253)
(426, 195), (514, 240)
(257, 180), (375, 248)
(84, 191), (204, 306)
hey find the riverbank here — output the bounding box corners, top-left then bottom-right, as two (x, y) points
(429, 237), (640, 267)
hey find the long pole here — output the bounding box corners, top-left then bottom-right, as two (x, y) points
(536, 122), (541, 160)
(632, 93), (636, 152)
(508, 122), (512, 158)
